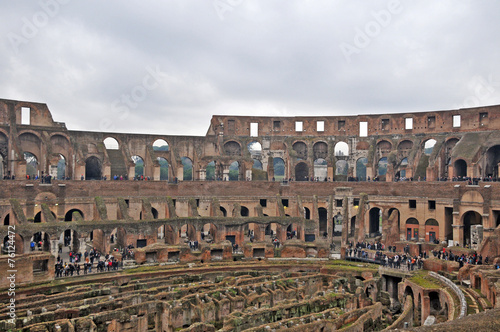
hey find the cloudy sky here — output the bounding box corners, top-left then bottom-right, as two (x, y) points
(2, 1), (500, 136)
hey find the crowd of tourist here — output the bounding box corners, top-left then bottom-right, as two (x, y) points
(431, 248), (488, 268)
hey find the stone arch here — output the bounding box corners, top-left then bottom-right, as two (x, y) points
(295, 162), (309, 181)
(229, 161), (239, 181)
(219, 206), (227, 217)
(369, 208), (382, 236)
(109, 227), (127, 249)
(376, 140), (392, 153)
(240, 206), (249, 217)
(314, 158), (328, 180)
(334, 141), (349, 157)
(313, 141), (328, 160)
(157, 157), (169, 180)
(429, 291), (442, 314)
(484, 145), (500, 178)
(3, 233), (23, 254)
(19, 132), (42, 164)
(377, 157), (388, 178)
(31, 231), (51, 252)
(304, 207), (311, 219)
(292, 141), (307, 160)
(151, 207), (158, 219)
(34, 210), (56, 223)
(152, 139), (169, 151)
(273, 157), (285, 180)
(356, 141), (369, 151)
(202, 223), (217, 243)
(454, 159), (467, 177)
(463, 210), (482, 248)
(24, 151), (39, 178)
(132, 155), (144, 178)
(461, 190), (483, 204)
(248, 141), (262, 156)
(425, 219), (439, 242)
(180, 224), (197, 242)
(356, 157), (368, 181)
(181, 157), (193, 181)
(406, 218), (419, 241)
(3, 213), (10, 226)
(423, 139), (437, 155)
(224, 140), (241, 156)
(64, 209), (84, 221)
(103, 137), (119, 150)
(398, 140), (413, 152)
(85, 156), (102, 180)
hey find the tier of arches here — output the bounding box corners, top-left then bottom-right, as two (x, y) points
(2, 129), (499, 182)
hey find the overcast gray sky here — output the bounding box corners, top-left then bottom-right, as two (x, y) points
(2, 1), (500, 136)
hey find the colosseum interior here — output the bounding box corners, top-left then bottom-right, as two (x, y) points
(1, 98), (500, 331)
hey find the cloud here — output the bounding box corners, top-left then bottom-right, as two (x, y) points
(1, 0), (500, 136)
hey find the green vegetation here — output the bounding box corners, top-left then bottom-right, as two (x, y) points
(409, 271), (441, 288)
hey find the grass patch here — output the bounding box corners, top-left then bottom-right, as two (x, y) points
(409, 271), (441, 288)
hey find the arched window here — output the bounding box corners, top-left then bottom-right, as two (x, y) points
(103, 137), (119, 150)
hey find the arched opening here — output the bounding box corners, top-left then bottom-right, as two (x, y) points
(273, 157), (285, 181)
(377, 157), (388, 179)
(56, 154), (66, 180)
(304, 207), (310, 219)
(3, 233), (23, 254)
(3, 214), (10, 226)
(429, 291), (442, 315)
(335, 160), (348, 177)
(109, 227), (127, 249)
(219, 206), (227, 217)
(132, 155), (144, 178)
(152, 139), (169, 151)
(350, 216), (356, 237)
(314, 158), (328, 181)
(454, 159), (467, 178)
(229, 161), (239, 181)
(252, 159), (262, 170)
(206, 161), (216, 180)
(224, 141), (241, 156)
(241, 206), (249, 217)
(313, 142), (328, 160)
(425, 219), (439, 243)
(334, 142), (349, 157)
(64, 209), (84, 221)
(295, 162), (308, 181)
(103, 137), (119, 150)
(292, 141), (307, 160)
(248, 141), (262, 156)
(31, 232), (51, 252)
(85, 156), (102, 180)
(424, 139), (437, 155)
(463, 211), (482, 248)
(24, 152), (38, 178)
(34, 211), (42, 223)
(157, 157), (169, 180)
(356, 157), (368, 181)
(180, 224), (196, 243)
(319, 207), (328, 237)
(406, 218), (419, 241)
(369, 208), (382, 236)
(181, 157), (193, 181)
(202, 223), (217, 243)
(151, 208), (158, 219)
(0, 133), (7, 179)
(404, 286), (414, 303)
(484, 145), (500, 178)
